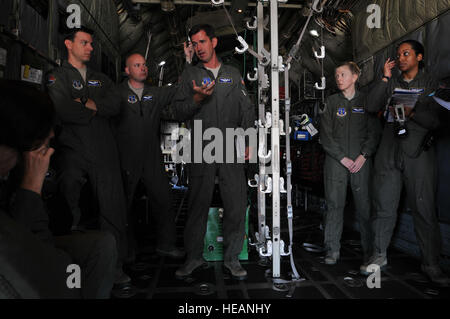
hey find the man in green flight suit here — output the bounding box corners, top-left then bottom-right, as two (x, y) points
(114, 53), (210, 261)
(173, 24), (256, 280)
(46, 26), (129, 285)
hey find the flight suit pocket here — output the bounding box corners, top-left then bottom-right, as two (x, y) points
(399, 124), (427, 158)
(333, 117), (345, 139)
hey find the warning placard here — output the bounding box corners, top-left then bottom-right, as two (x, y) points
(21, 65), (43, 84)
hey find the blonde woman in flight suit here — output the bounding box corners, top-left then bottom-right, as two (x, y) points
(320, 62), (380, 265)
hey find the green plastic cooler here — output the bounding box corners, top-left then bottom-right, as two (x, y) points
(203, 206), (249, 261)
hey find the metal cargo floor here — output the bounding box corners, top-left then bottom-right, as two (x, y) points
(112, 189), (450, 300)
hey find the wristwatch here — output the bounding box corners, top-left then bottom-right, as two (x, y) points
(382, 75), (391, 81)
(80, 96), (88, 106)
(361, 152), (369, 159)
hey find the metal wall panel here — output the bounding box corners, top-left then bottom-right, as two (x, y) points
(0, 0), (14, 28)
(353, 0), (450, 63)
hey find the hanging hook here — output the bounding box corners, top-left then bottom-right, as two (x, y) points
(278, 56), (285, 72)
(211, 0), (224, 6)
(258, 113), (268, 128)
(247, 67), (258, 81)
(259, 240), (273, 257)
(300, 114), (310, 126)
(246, 16), (257, 30)
(260, 176), (273, 193)
(260, 57), (270, 66)
(260, 48), (271, 66)
(279, 120), (286, 135)
(258, 119), (265, 128)
(248, 174), (259, 188)
(280, 177), (287, 193)
(280, 240), (291, 256)
(312, 0), (323, 13)
(235, 36), (249, 54)
(314, 45), (326, 59)
(314, 76), (326, 90)
(258, 146), (272, 162)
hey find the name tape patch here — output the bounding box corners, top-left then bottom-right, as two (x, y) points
(219, 77), (232, 84)
(87, 80), (101, 87)
(352, 107), (365, 114)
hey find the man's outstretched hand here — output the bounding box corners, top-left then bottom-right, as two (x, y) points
(192, 80), (215, 104)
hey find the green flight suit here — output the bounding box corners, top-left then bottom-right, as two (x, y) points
(46, 61), (128, 263)
(114, 81), (201, 257)
(366, 70), (441, 267)
(320, 91), (380, 257)
(173, 61), (256, 262)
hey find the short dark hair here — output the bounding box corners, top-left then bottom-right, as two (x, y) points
(64, 26), (94, 42)
(189, 24), (216, 40)
(398, 39), (425, 69)
(0, 80), (55, 152)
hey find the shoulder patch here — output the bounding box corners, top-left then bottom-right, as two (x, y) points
(47, 75), (56, 86)
(128, 95), (138, 104)
(202, 77), (212, 86)
(336, 107), (347, 117)
(72, 80), (83, 90)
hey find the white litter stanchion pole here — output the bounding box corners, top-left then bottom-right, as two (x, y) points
(256, 0), (268, 252)
(270, 0), (281, 278)
(284, 64), (302, 280)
